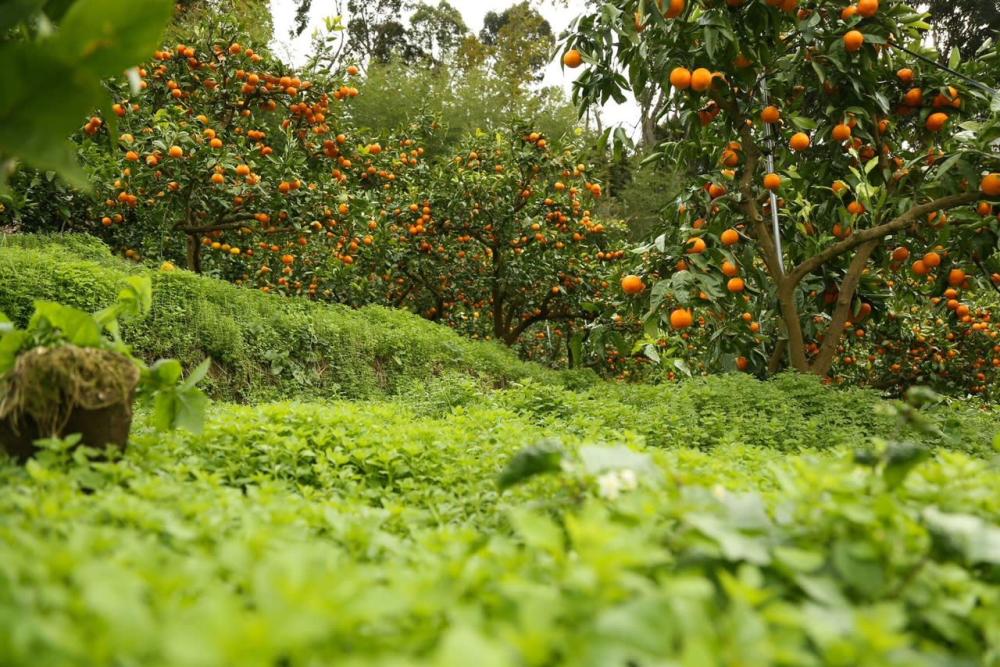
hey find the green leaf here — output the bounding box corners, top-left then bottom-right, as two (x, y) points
(180, 357), (211, 391)
(117, 276), (153, 318)
(29, 301), (103, 347)
(923, 507), (1000, 565)
(171, 388), (208, 433)
(948, 47), (960, 70)
(790, 116), (817, 130)
(509, 508), (563, 553)
(579, 445), (655, 477)
(498, 438), (565, 491)
(0, 330), (30, 375)
(686, 513), (771, 565)
(149, 358), (184, 386)
(0, 0), (46, 32)
(53, 0), (173, 77)
(882, 442), (929, 489)
(0, 43), (96, 188)
(934, 152), (963, 179)
(151, 390), (177, 431)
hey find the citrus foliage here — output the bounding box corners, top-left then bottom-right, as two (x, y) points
(565, 0), (1000, 394)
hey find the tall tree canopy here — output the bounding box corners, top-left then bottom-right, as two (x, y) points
(906, 0), (1000, 59)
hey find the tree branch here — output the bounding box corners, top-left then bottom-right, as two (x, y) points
(788, 192), (981, 286)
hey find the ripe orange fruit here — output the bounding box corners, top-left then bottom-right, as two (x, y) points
(857, 0), (878, 17)
(948, 268), (966, 287)
(210, 137), (223, 149)
(749, 321), (761, 333)
(621, 274), (646, 294)
(844, 30), (865, 52)
(563, 49), (583, 68)
(912, 259), (929, 276)
(847, 200), (865, 215)
(903, 87), (924, 106)
(761, 106), (781, 124)
(832, 124), (852, 142)
(670, 67), (692, 90)
(832, 180), (849, 194)
(763, 173), (782, 191)
(708, 183), (727, 198)
(168, 145), (183, 158)
(736, 356), (750, 371)
(720, 228), (740, 245)
(662, 0), (685, 18)
(210, 173), (224, 184)
(841, 5), (857, 19)
(670, 308), (694, 329)
(897, 68), (914, 84)
(891, 246), (910, 262)
(347, 65), (359, 76)
(924, 251), (941, 268)
(981, 173), (1000, 196)
(686, 237), (707, 253)
(727, 277), (746, 292)
(721, 260), (739, 277)
(236, 164), (251, 176)
(690, 68), (713, 92)
(789, 132), (810, 151)
(977, 201), (993, 216)
(925, 112), (949, 132)
(720, 149), (740, 167)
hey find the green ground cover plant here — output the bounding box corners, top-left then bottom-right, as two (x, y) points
(0, 388), (997, 666)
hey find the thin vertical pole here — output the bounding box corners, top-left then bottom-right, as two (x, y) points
(759, 80), (784, 274)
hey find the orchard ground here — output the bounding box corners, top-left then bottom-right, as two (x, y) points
(1, 237), (999, 665)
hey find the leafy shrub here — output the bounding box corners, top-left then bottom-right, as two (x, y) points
(0, 392), (996, 666)
(491, 372), (996, 458)
(0, 235), (588, 401)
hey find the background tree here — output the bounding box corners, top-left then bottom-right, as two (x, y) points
(905, 0), (1000, 59)
(173, 0), (275, 44)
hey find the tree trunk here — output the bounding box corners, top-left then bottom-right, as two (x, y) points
(767, 340), (787, 375)
(809, 239), (880, 376)
(776, 278), (810, 372)
(185, 233), (202, 273)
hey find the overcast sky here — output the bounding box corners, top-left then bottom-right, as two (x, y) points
(268, 0), (640, 132)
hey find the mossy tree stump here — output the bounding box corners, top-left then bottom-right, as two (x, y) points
(0, 346), (139, 460)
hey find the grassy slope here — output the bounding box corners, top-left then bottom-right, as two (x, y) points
(0, 234), (588, 402)
(1, 235), (998, 665)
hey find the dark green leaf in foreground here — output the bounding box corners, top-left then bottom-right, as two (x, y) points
(498, 438), (566, 490)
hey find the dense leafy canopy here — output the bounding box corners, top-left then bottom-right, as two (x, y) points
(564, 0), (1000, 394)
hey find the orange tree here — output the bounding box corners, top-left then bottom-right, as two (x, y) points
(563, 0), (1000, 382)
(344, 128), (628, 351)
(76, 21), (625, 356)
(78, 21), (413, 289)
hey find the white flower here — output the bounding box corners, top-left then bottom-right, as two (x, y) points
(597, 472), (623, 500)
(597, 469), (638, 500)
